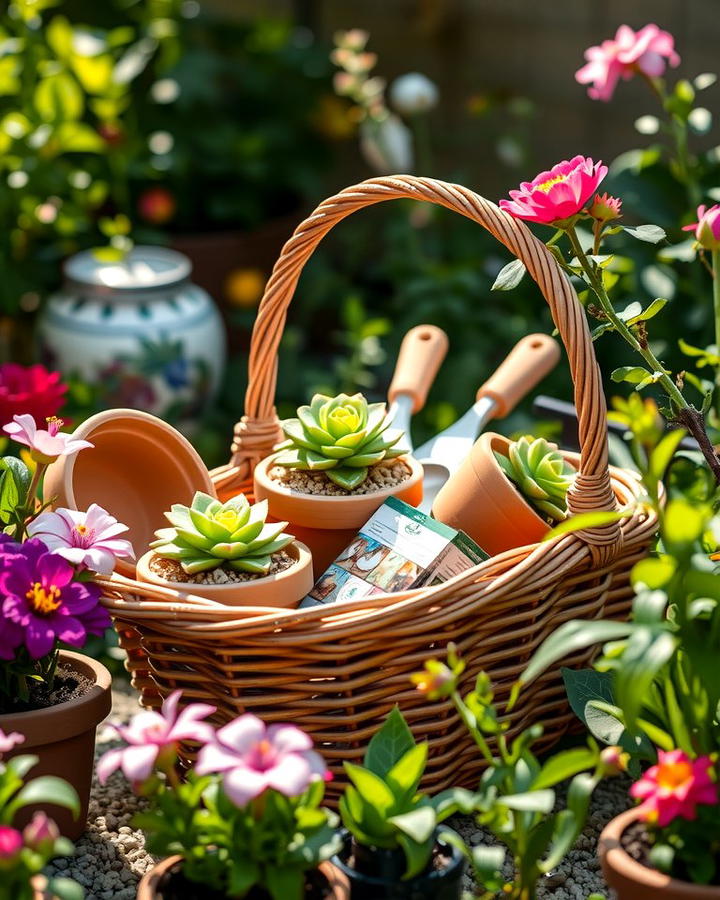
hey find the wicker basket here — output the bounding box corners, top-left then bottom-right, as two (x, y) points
(99, 176), (656, 799)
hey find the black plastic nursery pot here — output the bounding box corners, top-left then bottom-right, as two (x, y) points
(332, 829), (466, 900)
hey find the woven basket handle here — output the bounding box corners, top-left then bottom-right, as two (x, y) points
(237, 176), (620, 558)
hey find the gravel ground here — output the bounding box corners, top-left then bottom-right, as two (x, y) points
(47, 682), (630, 899)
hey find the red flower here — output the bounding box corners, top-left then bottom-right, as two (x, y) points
(631, 749), (718, 827)
(0, 364), (67, 427)
(138, 187), (176, 225)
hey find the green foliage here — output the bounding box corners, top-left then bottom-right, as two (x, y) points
(495, 435), (575, 522)
(151, 491), (293, 575)
(339, 707), (456, 879)
(0, 751), (81, 900)
(274, 393), (405, 490)
(413, 650), (608, 900)
(137, 775), (340, 900)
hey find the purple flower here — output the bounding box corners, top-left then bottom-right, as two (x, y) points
(28, 504), (135, 576)
(196, 714), (330, 808)
(97, 690), (216, 785)
(1, 539), (110, 659)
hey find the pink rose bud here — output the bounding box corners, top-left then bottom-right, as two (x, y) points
(589, 192), (623, 223)
(682, 204), (720, 251)
(599, 745), (629, 775)
(23, 812), (59, 854)
(0, 826), (23, 868)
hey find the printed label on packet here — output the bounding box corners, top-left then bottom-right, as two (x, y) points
(301, 497), (488, 608)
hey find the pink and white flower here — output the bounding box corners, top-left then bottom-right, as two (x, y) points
(630, 749), (718, 826)
(0, 728), (24, 755)
(499, 155), (608, 225)
(576, 24), (680, 102)
(28, 504), (135, 576)
(682, 204), (720, 251)
(3, 415), (92, 464)
(97, 690), (216, 785)
(196, 714), (330, 808)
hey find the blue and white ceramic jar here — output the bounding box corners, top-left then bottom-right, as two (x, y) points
(38, 246), (226, 424)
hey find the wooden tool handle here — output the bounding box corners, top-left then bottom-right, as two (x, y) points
(477, 333), (561, 418)
(388, 325), (449, 413)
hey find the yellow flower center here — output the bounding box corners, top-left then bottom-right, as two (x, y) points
(25, 582), (62, 616)
(76, 524), (88, 535)
(656, 760), (693, 790)
(536, 174), (567, 194)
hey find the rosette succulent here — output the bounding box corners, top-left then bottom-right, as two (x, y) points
(151, 492), (293, 575)
(273, 393), (406, 490)
(495, 436), (575, 522)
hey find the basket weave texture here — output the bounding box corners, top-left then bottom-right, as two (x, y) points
(99, 176), (656, 799)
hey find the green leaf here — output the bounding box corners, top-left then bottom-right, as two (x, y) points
(12, 776), (80, 817)
(611, 366), (653, 384)
(469, 844), (506, 891)
(615, 627), (678, 731)
(385, 743), (427, 804)
(265, 866), (304, 900)
(388, 806), (436, 843)
(396, 831), (435, 880)
(664, 499), (707, 547)
(648, 429), (686, 484)
(46, 878), (84, 900)
(364, 707), (416, 779)
(520, 620), (634, 686)
(622, 224), (667, 244)
(542, 509), (631, 542)
(491, 259), (526, 291)
(0, 456), (30, 522)
(627, 298), (668, 324)
(34, 73), (84, 122)
(343, 763), (395, 816)
(632, 556), (677, 590)
(501, 789), (555, 813)
(531, 746), (597, 790)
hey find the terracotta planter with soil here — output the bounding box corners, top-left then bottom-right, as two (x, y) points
(599, 808), (720, 899)
(1, 650), (111, 840)
(136, 540), (313, 608)
(432, 432), (576, 556)
(253, 454), (424, 577)
(137, 855), (351, 900)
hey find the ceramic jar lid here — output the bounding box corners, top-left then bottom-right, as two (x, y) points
(63, 246), (192, 296)
(43, 409), (215, 579)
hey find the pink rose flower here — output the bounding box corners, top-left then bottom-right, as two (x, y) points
(499, 155), (608, 225)
(0, 728), (24, 755)
(28, 504), (135, 576)
(97, 690), (216, 785)
(682, 204), (720, 251)
(576, 24), (680, 102)
(196, 714), (330, 808)
(3, 415), (92, 465)
(0, 826), (22, 868)
(630, 749), (718, 826)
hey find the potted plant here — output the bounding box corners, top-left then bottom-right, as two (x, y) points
(136, 491), (313, 607)
(0, 413), (134, 838)
(98, 691), (349, 900)
(432, 432), (576, 556)
(518, 414), (720, 897)
(253, 392), (423, 574)
(411, 646), (623, 900)
(331, 707), (466, 900)
(0, 726), (83, 900)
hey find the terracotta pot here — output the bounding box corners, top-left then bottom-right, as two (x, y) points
(599, 808), (720, 899)
(1, 650), (111, 840)
(136, 541), (314, 608)
(137, 855), (351, 900)
(43, 408), (214, 578)
(431, 432), (575, 556)
(253, 454), (424, 577)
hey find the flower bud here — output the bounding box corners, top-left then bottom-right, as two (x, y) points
(23, 812), (59, 855)
(682, 204), (720, 251)
(411, 660), (455, 699)
(0, 729), (24, 756)
(390, 73), (439, 115)
(599, 745), (629, 776)
(0, 826), (23, 869)
(589, 192), (623, 223)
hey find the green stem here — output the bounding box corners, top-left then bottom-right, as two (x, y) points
(451, 691), (495, 764)
(713, 249), (720, 418)
(564, 224), (720, 483)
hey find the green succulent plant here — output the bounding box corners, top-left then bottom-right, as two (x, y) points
(495, 436), (575, 522)
(273, 392), (406, 491)
(151, 492), (293, 575)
